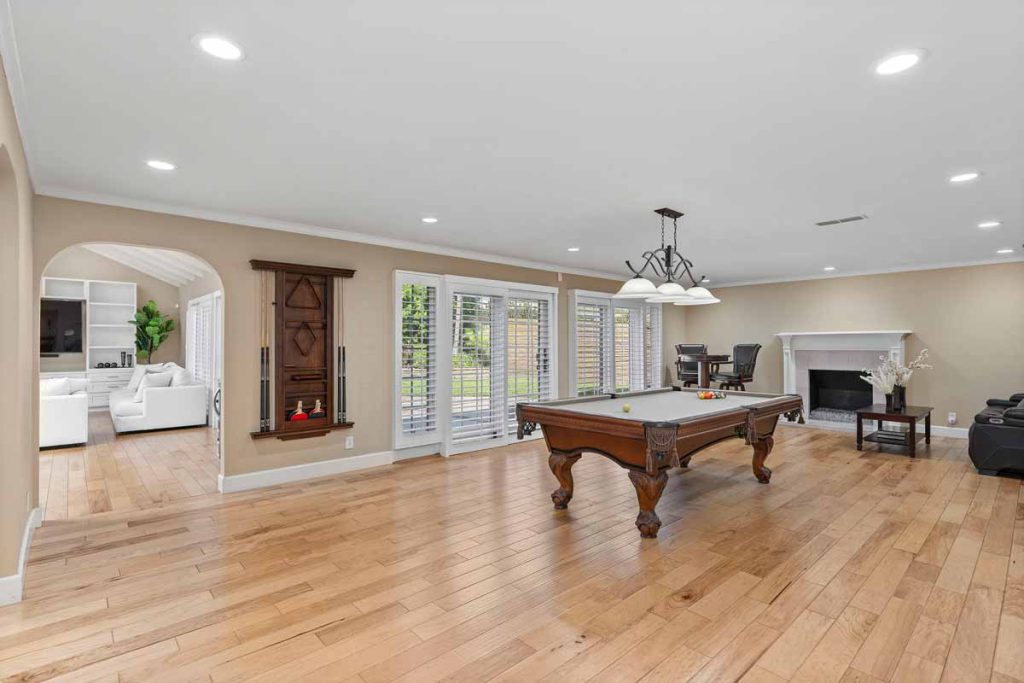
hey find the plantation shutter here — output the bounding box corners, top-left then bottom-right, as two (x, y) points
(186, 297), (215, 389)
(395, 274), (440, 448)
(644, 303), (663, 389)
(449, 291), (507, 449)
(573, 297), (612, 396)
(506, 295), (553, 434)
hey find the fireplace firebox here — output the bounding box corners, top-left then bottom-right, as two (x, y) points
(808, 369), (872, 421)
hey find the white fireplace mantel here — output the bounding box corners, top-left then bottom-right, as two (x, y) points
(776, 330), (911, 397)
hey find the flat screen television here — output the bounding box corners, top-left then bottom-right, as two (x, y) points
(40, 299), (84, 354)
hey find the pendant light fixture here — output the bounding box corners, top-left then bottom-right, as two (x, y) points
(614, 208), (719, 305)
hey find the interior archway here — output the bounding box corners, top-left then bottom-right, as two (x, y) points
(37, 242), (225, 520)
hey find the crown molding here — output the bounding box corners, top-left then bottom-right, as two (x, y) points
(38, 186), (1022, 291)
(711, 256), (1024, 289)
(38, 185), (626, 282)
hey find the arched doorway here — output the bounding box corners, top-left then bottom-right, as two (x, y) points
(38, 242), (225, 520)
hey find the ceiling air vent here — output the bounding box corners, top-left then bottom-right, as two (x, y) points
(815, 214), (868, 227)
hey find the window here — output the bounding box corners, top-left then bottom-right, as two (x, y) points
(644, 304), (663, 389)
(394, 272), (557, 455)
(574, 300), (611, 396)
(396, 276), (439, 447)
(185, 290), (223, 428)
(570, 291), (662, 396)
(506, 297), (552, 435)
(395, 276), (436, 444)
(450, 292), (505, 447)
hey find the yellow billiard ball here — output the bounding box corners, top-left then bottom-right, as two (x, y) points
(622, 403), (632, 413)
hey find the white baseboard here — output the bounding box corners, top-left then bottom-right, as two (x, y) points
(218, 450), (395, 493)
(0, 507), (42, 606)
(393, 443), (442, 462)
(789, 419), (968, 439)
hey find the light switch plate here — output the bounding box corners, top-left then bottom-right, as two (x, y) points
(345, 435), (354, 449)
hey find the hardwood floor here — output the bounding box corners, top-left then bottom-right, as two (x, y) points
(4, 426), (1022, 682)
(39, 412), (219, 521)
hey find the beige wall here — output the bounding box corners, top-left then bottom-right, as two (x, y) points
(34, 196), (676, 480)
(0, 57), (35, 578)
(42, 245), (184, 367)
(674, 263), (1024, 427)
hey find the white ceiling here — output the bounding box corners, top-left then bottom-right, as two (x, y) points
(83, 243), (215, 287)
(3, 1), (1022, 285)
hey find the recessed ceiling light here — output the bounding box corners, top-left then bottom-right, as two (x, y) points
(421, 217), (438, 224)
(145, 160), (176, 171)
(996, 248), (1014, 255)
(978, 221), (1002, 229)
(196, 35), (244, 61)
(875, 50), (926, 76)
(823, 266), (836, 272)
(567, 247), (580, 252)
(949, 171), (980, 184)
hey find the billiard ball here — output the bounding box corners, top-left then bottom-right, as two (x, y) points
(622, 403), (632, 413)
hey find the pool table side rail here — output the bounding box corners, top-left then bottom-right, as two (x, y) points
(516, 389), (803, 440)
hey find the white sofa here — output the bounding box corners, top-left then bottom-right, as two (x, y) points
(109, 363), (209, 434)
(40, 378), (89, 448)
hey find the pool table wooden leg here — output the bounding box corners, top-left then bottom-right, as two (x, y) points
(548, 452), (581, 509)
(628, 470), (668, 538)
(752, 434), (774, 484)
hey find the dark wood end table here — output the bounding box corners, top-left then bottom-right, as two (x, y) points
(855, 404), (932, 456)
(679, 354), (731, 389)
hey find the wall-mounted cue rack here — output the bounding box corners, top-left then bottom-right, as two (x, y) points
(249, 260), (355, 441)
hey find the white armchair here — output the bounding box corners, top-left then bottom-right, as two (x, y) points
(40, 381), (89, 448)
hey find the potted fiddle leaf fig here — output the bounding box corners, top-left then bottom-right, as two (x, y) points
(133, 300), (175, 362)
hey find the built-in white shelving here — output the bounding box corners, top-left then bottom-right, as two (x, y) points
(42, 277), (138, 408)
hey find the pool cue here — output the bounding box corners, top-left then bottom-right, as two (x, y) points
(260, 270), (270, 431)
(337, 277), (347, 423)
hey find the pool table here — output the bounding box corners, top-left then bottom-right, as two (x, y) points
(516, 387), (803, 538)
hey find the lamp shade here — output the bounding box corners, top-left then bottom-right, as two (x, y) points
(684, 286), (716, 300)
(674, 296), (720, 306)
(646, 281), (692, 302)
(614, 276), (659, 298)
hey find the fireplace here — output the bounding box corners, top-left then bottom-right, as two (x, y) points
(808, 370), (872, 422)
(777, 330), (910, 426)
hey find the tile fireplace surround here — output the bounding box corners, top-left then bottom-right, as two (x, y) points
(776, 331), (911, 425)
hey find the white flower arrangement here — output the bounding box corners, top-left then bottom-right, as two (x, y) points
(861, 349), (932, 394)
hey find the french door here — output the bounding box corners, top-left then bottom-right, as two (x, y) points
(570, 291), (662, 396)
(394, 272), (557, 456)
(447, 287), (507, 453)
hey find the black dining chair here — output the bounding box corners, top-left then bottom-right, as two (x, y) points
(712, 343), (762, 391)
(674, 343), (707, 387)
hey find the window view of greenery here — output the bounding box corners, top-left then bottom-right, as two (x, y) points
(451, 294), (499, 441)
(400, 284), (435, 434)
(507, 298), (549, 430)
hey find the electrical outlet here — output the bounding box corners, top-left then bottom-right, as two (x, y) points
(947, 412), (957, 425)
(345, 435), (354, 449)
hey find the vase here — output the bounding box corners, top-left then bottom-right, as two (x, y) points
(890, 385), (906, 412)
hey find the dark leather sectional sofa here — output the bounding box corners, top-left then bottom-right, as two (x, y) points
(969, 392), (1024, 475)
